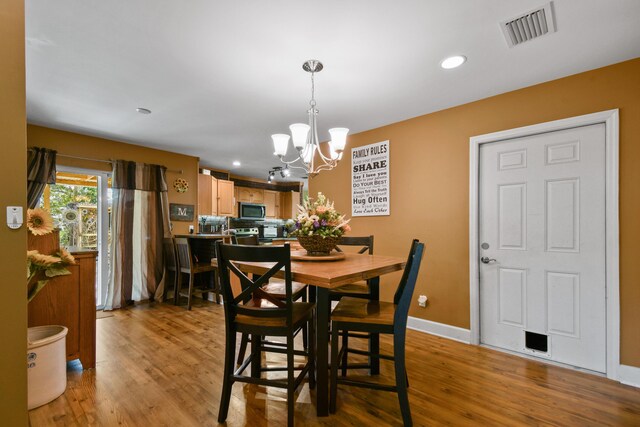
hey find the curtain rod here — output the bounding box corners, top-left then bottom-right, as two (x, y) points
(34, 151), (184, 174)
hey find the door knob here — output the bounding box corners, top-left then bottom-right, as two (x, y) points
(480, 257), (497, 264)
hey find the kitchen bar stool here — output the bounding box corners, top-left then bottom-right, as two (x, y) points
(162, 237), (179, 304)
(174, 237), (219, 310)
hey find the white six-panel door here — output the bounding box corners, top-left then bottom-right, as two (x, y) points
(479, 123), (606, 372)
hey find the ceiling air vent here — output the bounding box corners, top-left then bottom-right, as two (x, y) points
(500, 2), (556, 48)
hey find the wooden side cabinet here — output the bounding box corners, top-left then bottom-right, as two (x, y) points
(28, 250), (98, 369)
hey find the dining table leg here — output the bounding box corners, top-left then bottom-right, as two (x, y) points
(369, 277), (380, 375)
(315, 286), (329, 417)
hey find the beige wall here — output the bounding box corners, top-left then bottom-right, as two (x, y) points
(27, 125), (200, 235)
(311, 58), (640, 367)
(0, 0), (28, 424)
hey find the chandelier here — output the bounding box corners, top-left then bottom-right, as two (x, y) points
(271, 60), (349, 178)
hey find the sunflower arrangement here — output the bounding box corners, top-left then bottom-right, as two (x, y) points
(289, 192), (351, 238)
(26, 208), (55, 235)
(26, 209), (75, 301)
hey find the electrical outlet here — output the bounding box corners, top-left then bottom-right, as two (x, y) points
(418, 295), (428, 307)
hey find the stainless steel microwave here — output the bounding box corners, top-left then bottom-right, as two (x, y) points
(238, 202), (266, 220)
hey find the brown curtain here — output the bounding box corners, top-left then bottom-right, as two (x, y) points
(104, 160), (170, 310)
(27, 147), (57, 208)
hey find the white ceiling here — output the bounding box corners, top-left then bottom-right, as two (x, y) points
(25, 0), (640, 181)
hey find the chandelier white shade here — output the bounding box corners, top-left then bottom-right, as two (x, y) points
(271, 60), (348, 178)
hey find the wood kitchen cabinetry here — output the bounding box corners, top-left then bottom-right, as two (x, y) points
(264, 190), (279, 218)
(230, 183), (301, 220)
(280, 191), (300, 220)
(28, 247), (97, 369)
(198, 174), (218, 216)
(236, 187), (264, 204)
(217, 179), (235, 216)
(198, 174), (235, 216)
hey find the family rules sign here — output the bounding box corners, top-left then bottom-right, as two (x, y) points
(351, 140), (390, 216)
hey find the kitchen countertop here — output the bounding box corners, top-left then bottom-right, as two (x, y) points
(173, 234), (232, 239)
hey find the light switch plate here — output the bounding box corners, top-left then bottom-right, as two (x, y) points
(7, 206), (23, 229)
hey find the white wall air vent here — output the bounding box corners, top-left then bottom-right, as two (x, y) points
(501, 2), (556, 48)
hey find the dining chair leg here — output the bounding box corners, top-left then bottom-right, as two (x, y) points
(218, 325), (237, 423)
(394, 331), (412, 427)
(341, 331), (349, 377)
(302, 291), (308, 351)
(213, 270), (221, 304)
(287, 330), (295, 427)
(308, 313), (316, 389)
(329, 323), (340, 414)
(172, 271), (179, 304)
(174, 272), (182, 306)
(237, 333), (249, 365)
(187, 272), (195, 310)
(250, 334), (261, 378)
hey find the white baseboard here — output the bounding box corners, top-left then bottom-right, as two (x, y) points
(407, 317), (639, 389)
(407, 316), (471, 344)
(618, 364), (640, 388)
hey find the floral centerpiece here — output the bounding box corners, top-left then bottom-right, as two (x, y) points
(26, 208), (75, 302)
(289, 192), (350, 255)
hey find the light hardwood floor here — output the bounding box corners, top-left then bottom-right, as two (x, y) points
(29, 300), (640, 426)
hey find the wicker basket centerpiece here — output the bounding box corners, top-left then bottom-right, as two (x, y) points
(289, 192), (351, 256)
(296, 235), (341, 256)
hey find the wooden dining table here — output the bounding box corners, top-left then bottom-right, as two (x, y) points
(215, 251), (406, 417)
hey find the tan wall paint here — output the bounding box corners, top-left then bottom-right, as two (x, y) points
(0, 0), (28, 424)
(27, 125), (200, 235)
(311, 58), (640, 367)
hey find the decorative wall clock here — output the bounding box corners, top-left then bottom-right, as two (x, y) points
(173, 178), (189, 193)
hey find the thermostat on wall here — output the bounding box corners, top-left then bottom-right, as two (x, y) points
(6, 206), (23, 229)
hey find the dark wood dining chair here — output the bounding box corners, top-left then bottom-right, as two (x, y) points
(329, 235), (375, 300)
(162, 237), (179, 304)
(328, 235), (379, 373)
(174, 237), (219, 310)
(330, 239), (425, 427)
(233, 234), (309, 364)
(216, 241), (316, 427)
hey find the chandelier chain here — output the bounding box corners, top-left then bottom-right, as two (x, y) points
(310, 71), (316, 108)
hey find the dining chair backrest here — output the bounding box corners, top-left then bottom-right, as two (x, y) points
(174, 238), (193, 272)
(235, 234), (260, 246)
(215, 241), (294, 325)
(392, 239), (425, 329)
(163, 237), (177, 271)
(335, 235), (374, 255)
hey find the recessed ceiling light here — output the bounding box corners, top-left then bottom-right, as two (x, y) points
(232, 161), (241, 167)
(440, 55), (466, 69)
(136, 107), (152, 114)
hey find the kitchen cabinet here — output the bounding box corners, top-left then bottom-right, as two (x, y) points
(237, 187), (264, 204)
(198, 174), (218, 216)
(199, 175), (235, 217)
(280, 191), (300, 220)
(264, 190), (279, 218)
(217, 179), (235, 216)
